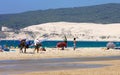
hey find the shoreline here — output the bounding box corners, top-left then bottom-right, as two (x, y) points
(0, 39), (120, 42)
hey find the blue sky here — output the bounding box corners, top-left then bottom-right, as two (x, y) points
(0, 0), (120, 14)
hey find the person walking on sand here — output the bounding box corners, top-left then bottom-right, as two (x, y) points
(73, 38), (76, 50)
(34, 38), (41, 53)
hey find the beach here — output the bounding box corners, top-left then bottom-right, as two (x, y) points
(1, 1), (120, 75)
(0, 48), (120, 60)
(0, 47), (120, 75)
(1, 22), (120, 75)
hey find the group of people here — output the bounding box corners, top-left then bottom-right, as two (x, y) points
(19, 35), (77, 53)
(19, 38), (46, 53)
(0, 36), (117, 53)
(54, 36), (117, 50)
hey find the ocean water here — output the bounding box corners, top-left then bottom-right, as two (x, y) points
(0, 40), (120, 48)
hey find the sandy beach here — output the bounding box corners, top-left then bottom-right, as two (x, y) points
(0, 48), (120, 60)
(0, 47), (120, 75)
(1, 21), (120, 74)
(1, 1), (120, 75)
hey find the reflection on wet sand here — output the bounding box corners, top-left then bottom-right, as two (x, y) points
(1, 56), (120, 75)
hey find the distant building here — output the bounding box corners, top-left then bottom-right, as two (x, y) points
(1, 26), (13, 32)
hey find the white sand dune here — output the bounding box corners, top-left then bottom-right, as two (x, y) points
(20, 22), (120, 41)
(2, 22), (120, 41)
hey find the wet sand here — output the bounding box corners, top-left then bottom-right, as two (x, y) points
(17, 60), (120, 75)
(0, 48), (120, 75)
(0, 56), (120, 75)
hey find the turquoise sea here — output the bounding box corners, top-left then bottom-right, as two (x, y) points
(0, 40), (120, 48)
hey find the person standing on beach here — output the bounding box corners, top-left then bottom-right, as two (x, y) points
(63, 35), (67, 47)
(34, 39), (41, 53)
(73, 38), (76, 50)
(19, 38), (26, 53)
